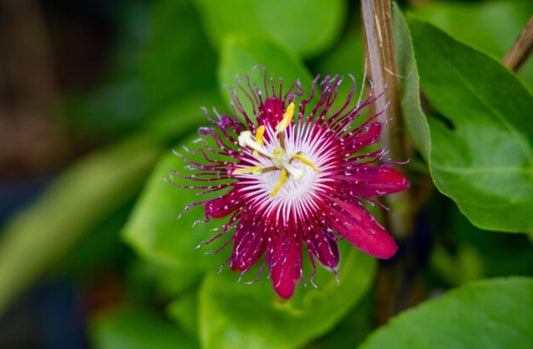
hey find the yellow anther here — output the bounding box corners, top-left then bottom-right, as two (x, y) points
(252, 125), (266, 157)
(291, 153), (320, 172)
(232, 163), (263, 175)
(255, 125), (265, 147)
(238, 130), (271, 158)
(275, 103), (295, 133)
(270, 168), (288, 197)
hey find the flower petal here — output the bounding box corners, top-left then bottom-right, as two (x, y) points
(268, 225), (302, 299)
(205, 189), (242, 218)
(326, 197), (398, 259)
(230, 215), (266, 272)
(303, 218), (339, 270)
(257, 98), (285, 130)
(351, 122), (382, 152)
(334, 166), (409, 198)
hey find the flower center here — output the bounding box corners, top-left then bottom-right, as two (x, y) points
(232, 103), (320, 197)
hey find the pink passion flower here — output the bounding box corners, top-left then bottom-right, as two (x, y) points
(169, 71), (409, 299)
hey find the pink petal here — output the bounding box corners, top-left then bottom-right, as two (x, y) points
(230, 216), (266, 272)
(303, 219), (339, 270)
(326, 197), (398, 259)
(333, 166), (409, 197)
(268, 226), (302, 299)
(257, 98), (286, 130)
(351, 123), (382, 152)
(205, 189), (242, 219)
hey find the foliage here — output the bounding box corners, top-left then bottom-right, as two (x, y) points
(0, 0), (531, 348)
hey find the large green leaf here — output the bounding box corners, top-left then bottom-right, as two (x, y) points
(219, 34), (312, 95)
(392, 4), (430, 159)
(218, 34), (312, 117)
(314, 12), (366, 114)
(407, 19), (533, 232)
(122, 133), (228, 271)
(90, 307), (198, 349)
(127, 258), (202, 302)
(199, 242), (376, 349)
(141, 0), (216, 113)
(314, 7), (364, 79)
(167, 289), (199, 337)
(411, 0), (533, 91)
(361, 277), (533, 349)
(193, 0), (345, 58)
(308, 293), (373, 349)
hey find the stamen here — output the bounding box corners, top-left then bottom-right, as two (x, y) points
(233, 163), (263, 175)
(255, 125), (266, 146)
(238, 130), (272, 158)
(291, 152), (320, 172)
(253, 125), (266, 157)
(275, 102), (295, 134)
(233, 103), (312, 195)
(270, 168), (288, 197)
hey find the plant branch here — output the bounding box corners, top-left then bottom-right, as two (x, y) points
(361, 0), (424, 325)
(503, 14), (533, 72)
(361, 0), (414, 238)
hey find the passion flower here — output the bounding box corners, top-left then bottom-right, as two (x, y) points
(169, 70), (409, 299)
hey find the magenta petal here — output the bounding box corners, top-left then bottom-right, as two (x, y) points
(326, 198), (398, 259)
(304, 221), (339, 269)
(336, 166), (409, 197)
(359, 166), (409, 194)
(257, 98), (286, 130)
(230, 217), (266, 272)
(268, 228), (302, 299)
(352, 123), (381, 151)
(205, 189), (242, 219)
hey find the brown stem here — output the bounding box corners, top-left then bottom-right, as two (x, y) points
(361, 0), (422, 325)
(361, 1), (414, 237)
(503, 15), (533, 72)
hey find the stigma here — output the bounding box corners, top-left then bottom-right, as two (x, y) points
(232, 103), (320, 197)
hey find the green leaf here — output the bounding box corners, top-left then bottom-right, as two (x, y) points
(361, 277), (533, 349)
(168, 290), (199, 337)
(123, 133), (227, 271)
(392, 4), (430, 159)
(218, 34), (312, 114)
(127, 258), (202, 302)
(314, 9), (364, 79)
(442, 203), (533, 281)
(199, 242), (376, 349)
(308, 293), (373, 349)
(193, 0), (346, 58)
(0, 135), (162, 315)
(143, 89), (225, 143)
(408, 19), (533, 232)
(314, 12), (366, 114)
(90, 307), (198, 349)
(141, 0), (216, 113)
(411, 0), (533, 91)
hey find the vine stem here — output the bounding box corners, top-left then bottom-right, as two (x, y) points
(361, 0), (414, 238)
(503, 14), (533, 72)
(361, 0), (421, 324)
